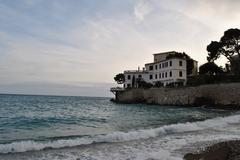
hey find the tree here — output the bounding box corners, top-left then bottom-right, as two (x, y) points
(199, 62), (224, 75)
(207, 28), (240, 63)
(114, 73), (125, 84)
(220, 28), (240, 60)
(166, 52), (189, 59)
(206, 41), (222, 62)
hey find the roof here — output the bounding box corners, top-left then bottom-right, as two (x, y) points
(145, 62), (156, 65)
(124, 70), (149, 74)
(153, 51), (177, 56)
(145, 57), (186, 66)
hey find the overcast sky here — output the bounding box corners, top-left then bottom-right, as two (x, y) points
(0, 0), (240, 96)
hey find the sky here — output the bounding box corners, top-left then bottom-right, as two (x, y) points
(0, 0), (240, 97)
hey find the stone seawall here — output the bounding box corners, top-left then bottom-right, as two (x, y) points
(116, 83), (240, 107)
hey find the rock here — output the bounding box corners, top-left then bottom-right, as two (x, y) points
(184, 141), (240, 160)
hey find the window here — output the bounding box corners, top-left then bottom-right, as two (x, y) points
(170, 61), (172, 66)
(138, 75), (142, 78)
(128, 75), (131, 80)
(179, 60), (183, 66)
(127, 84), (131, 88)
(165, 72), (167, 78)
(149, 65), (153, 70)
(149, 75), (153, 79)
(170, 71), (172, 77)
(179, 71), (183, 77)
(165, 62), (168, 67)
(162, 73), (164, 78)
(159, 73), (161, 79)
(159, 64), (161, 69)
(155, 74), (158, 79)
(162, 63), (165, 68)
(155, 65), (158, 70)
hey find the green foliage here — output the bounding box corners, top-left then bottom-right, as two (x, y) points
(114, 73), (125, 84)
(174, 82), (184, 87)
(231, 57), (240, 74)
(166, 82), (175, 88)
(206, 41), (222, 62)
(166, 52), (190, 60)
(199, 62), (224, 75)
(187, 75), (240, 86)
(221, 29), (240, 53)
(207, 28), (240, 62)
(136, 78), (153, 89)
(165, 82), (184, 88)
(154, 81), (164, 88)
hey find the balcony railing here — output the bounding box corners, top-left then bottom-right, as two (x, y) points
(124, 70), (148, 73)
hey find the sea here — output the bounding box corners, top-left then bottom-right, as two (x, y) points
(0, 94), (239, 160)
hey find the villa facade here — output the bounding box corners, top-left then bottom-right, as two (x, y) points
(123, 51), (198, 88)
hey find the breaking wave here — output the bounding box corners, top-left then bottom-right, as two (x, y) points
(1, 113), (240, 154)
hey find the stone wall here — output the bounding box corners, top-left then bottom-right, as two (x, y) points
(116, 83), (240, 107)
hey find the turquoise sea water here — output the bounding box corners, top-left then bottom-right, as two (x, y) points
(0, 94), (239, 160)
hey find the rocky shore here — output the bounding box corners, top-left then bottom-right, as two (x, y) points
(115, 83), (240, 108)
(184, 140), (240, 160)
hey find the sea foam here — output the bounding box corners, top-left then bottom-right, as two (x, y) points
(0, 113), (240, 154)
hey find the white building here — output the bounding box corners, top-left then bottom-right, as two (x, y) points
(123, 51), (197, 88)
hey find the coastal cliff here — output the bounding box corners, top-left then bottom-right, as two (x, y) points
(115, 83), (240, 107)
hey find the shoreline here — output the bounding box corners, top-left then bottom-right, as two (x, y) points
(111, 99), (240, 110)
(112, 83), (240, 109)
(184, 140), (240, 160)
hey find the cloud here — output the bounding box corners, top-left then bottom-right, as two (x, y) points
(134, 0), (153, 22)
(156, 0), (240, 32)
(0, 0), (240, 96)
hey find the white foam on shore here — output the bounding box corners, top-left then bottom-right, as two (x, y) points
(0, 113), (240, 154)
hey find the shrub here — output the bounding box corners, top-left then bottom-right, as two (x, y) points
(154, 81), (164, 88)
(166, 82), (175, 88)
(137, 79), (153, 89)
